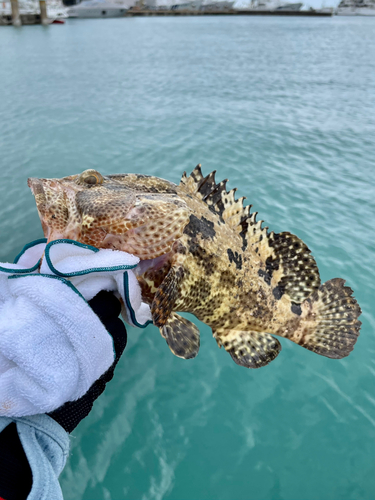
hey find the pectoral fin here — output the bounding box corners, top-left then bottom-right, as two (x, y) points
(151, 265), (184, 327)
(151, 264), (200, 359)
(161, 312), (200, 359)
(215, 330), (281, 369)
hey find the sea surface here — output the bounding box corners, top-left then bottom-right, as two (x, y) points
(0, 15), (374, 500)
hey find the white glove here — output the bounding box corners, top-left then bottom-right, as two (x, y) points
(0, 239), (152, 417)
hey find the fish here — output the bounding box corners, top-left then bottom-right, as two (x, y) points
(27, 166), (362, 369)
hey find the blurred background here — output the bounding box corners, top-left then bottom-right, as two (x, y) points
(0, 11), (374, 500)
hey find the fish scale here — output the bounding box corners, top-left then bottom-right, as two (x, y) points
(28, 166), (362, 369)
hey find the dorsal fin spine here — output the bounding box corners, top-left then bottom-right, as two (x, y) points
(198, 170), (216, 189)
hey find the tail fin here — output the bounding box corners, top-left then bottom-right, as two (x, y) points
(288, 278), (361, 359)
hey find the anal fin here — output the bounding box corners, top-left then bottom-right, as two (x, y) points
(215, 330), (281, 369)
(161, 312), (200, 359)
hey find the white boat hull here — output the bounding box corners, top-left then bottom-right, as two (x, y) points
(202, 1), (235, 9)
(336, 7), (375, 14)
(275, 2), (302, 10)
(250, 0), (303, 11)
(171, 1), (203, 10)
(68, 2), (128, 17)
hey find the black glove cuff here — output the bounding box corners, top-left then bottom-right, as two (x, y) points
(48, 292), (127, 433)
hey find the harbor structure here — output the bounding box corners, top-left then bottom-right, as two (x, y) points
(39, 0), (48, 23)
(336, 0), (375, 14)
(1, 0), (68, 23)
(1, 0), (335, 24)
(10, 0), (21, 23)
(129, 0), (331, 13)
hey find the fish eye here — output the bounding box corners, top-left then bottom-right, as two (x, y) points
(77, 169), (104, 187)
(84, 175), (99, 185)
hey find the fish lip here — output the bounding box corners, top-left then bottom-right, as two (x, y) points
(27, 177), (43, 193)
(28, 177), (47, 212)
(28, 177), (51, 239)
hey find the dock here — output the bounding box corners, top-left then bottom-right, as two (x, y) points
(0, 0), (57, 25)
(0, 3), (333, 25)
(1, 13), (42, 25)
(125, 8), (333, 17)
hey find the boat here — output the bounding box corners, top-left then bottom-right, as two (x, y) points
(47, 0), (69, 17)
(170, 0), (235, 10)
(170, 0), (203, 10)
(67, 0), (130, 17)
(336, 0), (375, 15)
(249, 0), (303, 10)
(275, 1), (302, 9)
(201, 0), (235, 9)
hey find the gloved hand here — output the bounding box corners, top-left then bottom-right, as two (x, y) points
(0, 239), (151, 418)
(0, 239), (150, 500)
(48, 291), (127, 433)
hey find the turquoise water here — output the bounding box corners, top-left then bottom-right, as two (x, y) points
(0, 15), (374, 500)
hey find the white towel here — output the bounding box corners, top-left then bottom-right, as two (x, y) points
(0, 239), (152, 417)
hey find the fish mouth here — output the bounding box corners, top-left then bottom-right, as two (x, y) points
(28, 177), (44, 194)
(28, 177), (72, 242)
(28, 177), (52, 239)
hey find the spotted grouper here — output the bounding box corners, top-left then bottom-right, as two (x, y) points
(28, 166), (362, 369)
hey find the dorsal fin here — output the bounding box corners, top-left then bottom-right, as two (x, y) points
(180, 165), (248, 226)
(240, 211), (269, 251)
(241, 211), (321, 303)
(266, 231), (321, 303)
(180, 165), (321, 304)
(180, 166), (271, 243)
(180, 164), (205, 195)
(180, 166), (266, 243)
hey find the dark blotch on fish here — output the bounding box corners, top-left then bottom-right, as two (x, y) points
(227, 248), (242, 270)
(258, 269), (271, 286)
(273, 286), (283, 300)
(291, 303), (302, 316)
(184, 215), (216, 240)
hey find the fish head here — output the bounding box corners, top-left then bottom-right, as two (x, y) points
(28, 169), (136, 245)
(28, 169), (191, 259)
